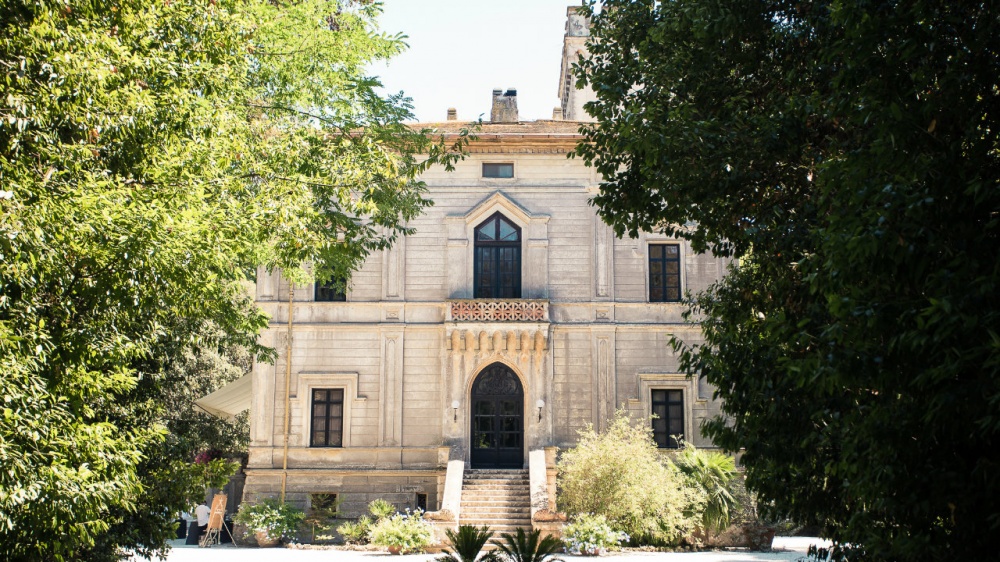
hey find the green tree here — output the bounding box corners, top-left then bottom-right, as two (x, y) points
(574, 1), (999, 560)
(0, 1), (466, 560)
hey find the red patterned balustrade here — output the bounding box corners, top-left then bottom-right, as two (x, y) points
(448, 299), (549, 322)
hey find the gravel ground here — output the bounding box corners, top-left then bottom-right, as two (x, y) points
(135, 537), (831, 562)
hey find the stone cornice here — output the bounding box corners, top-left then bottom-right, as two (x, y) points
(462, 135), (582, 154)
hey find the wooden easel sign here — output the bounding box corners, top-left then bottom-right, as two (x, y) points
(199, 494), (229, 547)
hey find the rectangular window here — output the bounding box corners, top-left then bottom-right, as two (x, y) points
(482, 163), (514, 178)
(649, 244), (681, 302)
(309, 493), (339, 518)
(415, 493), (427, 512)
(651, 389), (684, 448)
(315, 278), (346, 302)
(310, 389), (344, 447)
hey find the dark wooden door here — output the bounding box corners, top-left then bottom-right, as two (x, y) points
(470, 364), (524, 468)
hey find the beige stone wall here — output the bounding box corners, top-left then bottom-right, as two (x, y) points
(242, 468), (440, 517)
(244, 126), (731, 512)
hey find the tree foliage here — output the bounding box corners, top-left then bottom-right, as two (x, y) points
(575, 1), (999, 560)
(0, 0), (466, 559)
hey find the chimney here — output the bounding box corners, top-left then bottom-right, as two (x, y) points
(446, 107), (457, 121)
(490, 88), (519, 123)
(552, 107), (563, 120)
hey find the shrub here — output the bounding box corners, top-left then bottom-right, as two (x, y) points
(233, 498), (305, 543)
(673, 444), (740, 541)
(369, 509), (434, 553)
(490, 528), (563, 562)
(337, 516), (372, 544)
(367, 498), (396, 520)
(557, 410), (703, 545)
(437, 525), (497, 562)
(562, 513), (628, 555)
(335, 498), (396, 545)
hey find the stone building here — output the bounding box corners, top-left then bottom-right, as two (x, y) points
(236, 7), (730, 531)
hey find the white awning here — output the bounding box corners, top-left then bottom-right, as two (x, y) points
(195, 374), (251, 420)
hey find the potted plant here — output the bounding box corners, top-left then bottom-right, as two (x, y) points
(233, 498), (305, 547)
(369, 509), (434, 554)
(563, 514), (628, 555)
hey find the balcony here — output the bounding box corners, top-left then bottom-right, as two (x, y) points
(447, 299), (549, 323)
(445, 300), (550, 356)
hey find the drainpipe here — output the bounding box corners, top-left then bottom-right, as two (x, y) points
(280, 283), (294, 501)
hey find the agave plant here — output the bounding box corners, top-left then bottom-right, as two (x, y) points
(491, 528), (564, 562)
(437, 525), (497, 562)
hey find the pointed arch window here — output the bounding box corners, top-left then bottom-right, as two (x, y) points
(474, 212), (521, 298)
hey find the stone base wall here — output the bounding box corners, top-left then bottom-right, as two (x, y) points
(243, 469), (442, 518)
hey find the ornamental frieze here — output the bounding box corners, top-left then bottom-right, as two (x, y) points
(446, 328), (548, 353)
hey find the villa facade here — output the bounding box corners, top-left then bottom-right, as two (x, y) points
(240, 8), (730, 526)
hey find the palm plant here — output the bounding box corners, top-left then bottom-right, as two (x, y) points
(437, 525), (497, 562)
(674, 444), (739, 543)
(491, 528), (564, 562)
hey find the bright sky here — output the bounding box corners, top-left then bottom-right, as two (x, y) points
(371, 0), (581, 123)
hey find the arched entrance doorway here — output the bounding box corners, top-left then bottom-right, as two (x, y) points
(470, 363), (524, 469)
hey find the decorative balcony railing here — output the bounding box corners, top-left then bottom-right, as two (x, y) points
(448, 299), (549, 322)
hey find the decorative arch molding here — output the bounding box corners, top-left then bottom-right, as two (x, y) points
(446, 191), (550, 299)
(463, 354), (530, 397)
(462, 191), (539, 227)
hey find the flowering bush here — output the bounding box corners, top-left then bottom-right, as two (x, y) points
(369, 509), (434, 553)
(563, 513), (629, 555)
(193, 449), (223, 464)
(233, 498), (305, 543)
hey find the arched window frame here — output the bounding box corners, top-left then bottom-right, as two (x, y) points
(445, 192), (549, 299)
(473, 211), (522, 298)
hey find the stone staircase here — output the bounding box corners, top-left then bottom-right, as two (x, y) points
(459, 469), (532, 534)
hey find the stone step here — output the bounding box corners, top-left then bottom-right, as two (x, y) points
(462, 517), (531, 524)
(463, 477), (528, 482)
(461, 491), (529, 497)
(462, 492), (528, 497)
(463, 483), (529, 489)
(462, 496), (529, 501)
(462, 502), (531, 511)
(459, 467), (532, 535)
(462, 505), (531, 517)
(461, 506), (531, 515)
(458, 510), (530, 518)
(459, 518), (533, 524)
(461, 499), (531, 507)
(462, 478), (531, 488)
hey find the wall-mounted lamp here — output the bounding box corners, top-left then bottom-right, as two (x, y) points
(536, 399), (545, 422)
(451, 400), (460, 422)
